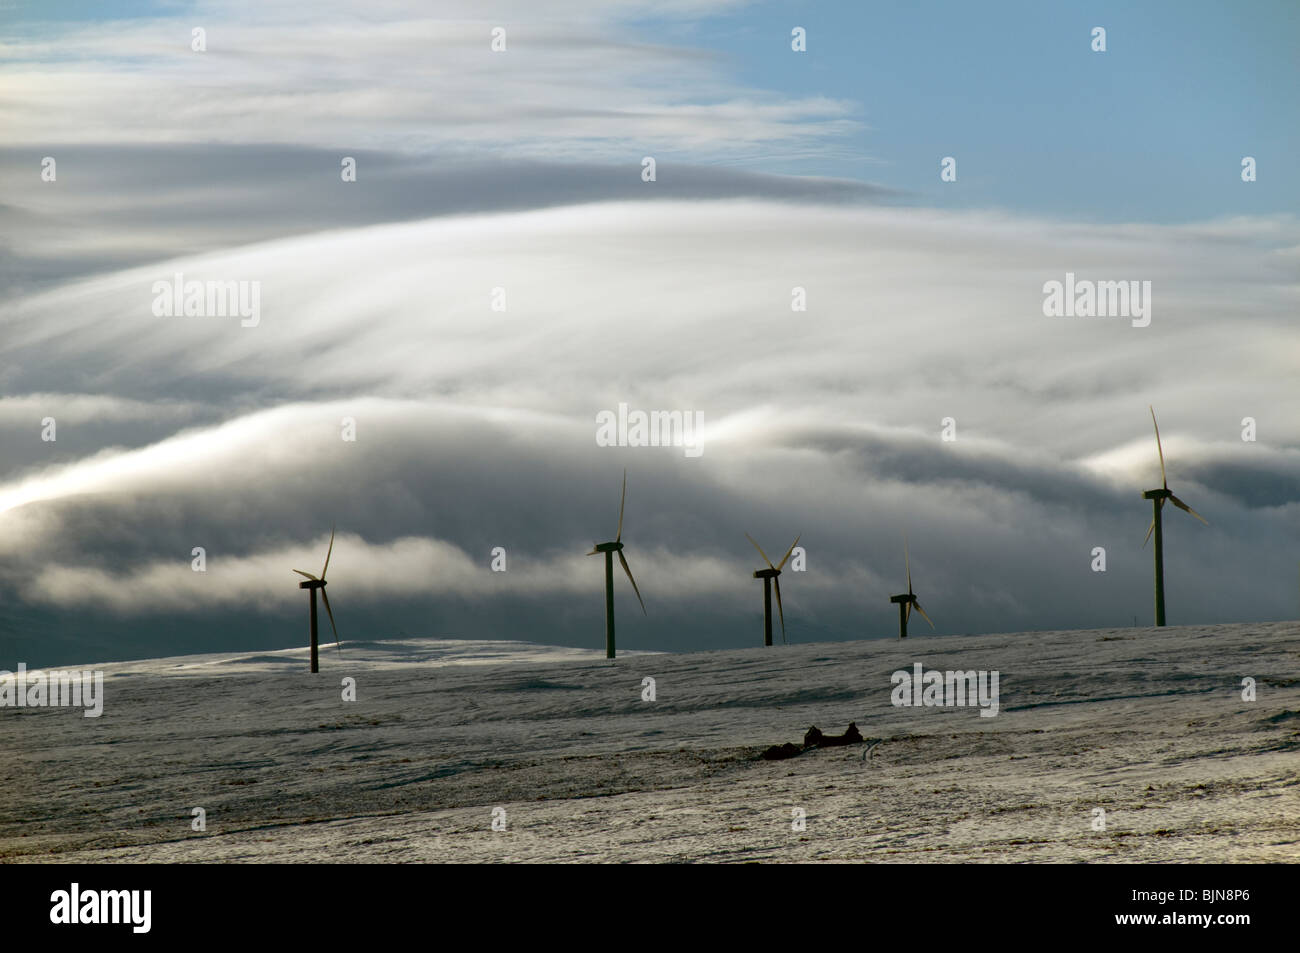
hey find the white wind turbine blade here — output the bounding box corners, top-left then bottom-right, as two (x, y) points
(912, 600), (935, 629)
(615, 469), (626, 543)
(746, 533), (776, 570)
(1169, 493), (1208, 525)
(904, 536), (913, 595)
(321, 524), (335, 580)
(617, 550), (646, 614)
(1150, 406), (1168, 489)
(320, 586), (341, 654)
(776, 534), (801, 572)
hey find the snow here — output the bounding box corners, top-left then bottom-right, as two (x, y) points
(3, 623), (1298, 862)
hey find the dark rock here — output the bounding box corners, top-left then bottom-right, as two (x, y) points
(804, 722), (864, 748)
(761, 742), (804, 761)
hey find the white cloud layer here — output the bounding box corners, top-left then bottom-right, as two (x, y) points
(1, 200), (1296, 663)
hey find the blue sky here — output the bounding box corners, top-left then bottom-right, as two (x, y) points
(6, 0), (1293, 221)
(638, 0), (1300, 221)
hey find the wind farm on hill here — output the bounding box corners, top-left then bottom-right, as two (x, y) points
(1, 0), (1296, 886)
(288, 408), (1231, 671)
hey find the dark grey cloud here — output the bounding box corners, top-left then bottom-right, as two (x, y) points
(4, 404), (1293, 668)
(0, 145), (894, 294)
(1183, 456), (1300, 510)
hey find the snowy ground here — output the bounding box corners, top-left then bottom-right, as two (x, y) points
(4, 623), (1298, 863)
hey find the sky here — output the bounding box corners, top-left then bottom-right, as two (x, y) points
(0, 0), (1297, 665)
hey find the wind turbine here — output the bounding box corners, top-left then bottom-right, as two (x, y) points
(889, 537), (933, 639)
(587, 471), (645, 659)
(293, 526), (340, 673)
(746, 534), (800, 646)
(1143, 407), (1207, 626)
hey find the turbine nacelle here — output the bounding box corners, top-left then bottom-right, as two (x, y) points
(752, 567), (780, 580)
(589, 541), (624, 554)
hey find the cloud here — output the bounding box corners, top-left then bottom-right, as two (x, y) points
(0, 1), (852, 157)
(0, 199), (1297, 665)
(0, 393), (199, 427)
(0, 146), (894, 293)
(24, 532), (751, 615)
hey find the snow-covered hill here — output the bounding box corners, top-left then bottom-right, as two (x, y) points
(4, 622), (1298, 862)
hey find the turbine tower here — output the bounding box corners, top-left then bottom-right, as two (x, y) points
(1143, 407), (1207, 626)
(293, 526), (340, 673)
(587, 470), (645, 658)
(889, 537), (933, 639)
(746, 534), (800, 646)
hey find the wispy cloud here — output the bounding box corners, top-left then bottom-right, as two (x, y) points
(1, 0), (853, 157)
